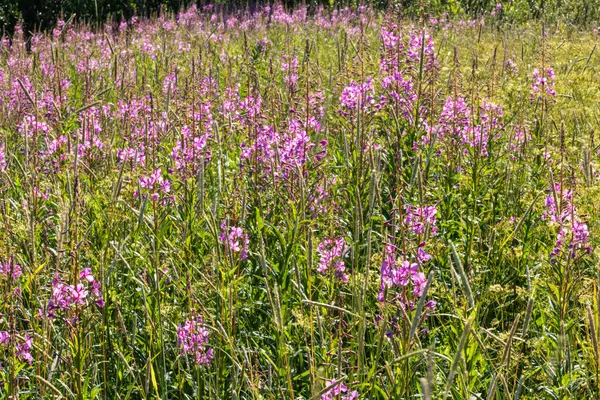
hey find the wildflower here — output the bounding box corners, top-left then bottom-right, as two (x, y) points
(70, 284), (89, 305)
(431, 97), (503, 156)
(18, 114), (50, 137)
(380, 25), (400, 50)
(417, 247), (431, 263)
(117, 147), (146, 166)
(321, 380), (358, 400)
(316, 237), (349, 282)
(16, 334), (33, 364)
(219, 221), (249, 261)
(0, 331), (9, 345)
(0, 259), (22, 280)
(282, 55), (299, 88)
(411, 272), (428, 296)
(171, 130), (211, 178)
(543, 183), (592, 260)
(138, 168), (173, 205)
(44, 270), (104, 319)
(338, 77), (377, 116)
(80, 268), (94, 283)
(404, 205), (438, 236)
(509, 125), (531, 158)
(0, 145), (6, 172)
(381, 72), (416, 119)
(506, 59), (518, 74)
(406, 31), (436, 70)
(177, 315), (214, 366)
(491, 2), (502, 16)
(531, 68), (556, 101)
(162, 74), (178, 96)
(377, 243), (434, 310)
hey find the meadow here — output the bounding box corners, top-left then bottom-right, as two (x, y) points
(0, 4), (600, 399)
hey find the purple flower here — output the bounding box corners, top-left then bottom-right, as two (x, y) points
(544, 183), (592, 260)
(70, 284), (89, 305)
(80, 268), (94, 283)
(16, 334), (33, 364)
(491, 2), (502, 16)
(377, 242), (435, 312)
(316, 237), (349, 282)
(0, 259), (22, 280)
(338, 77), (377, 116)
(531, 67), (556, 101)
(411, 272), (428, 297)
(177, 315), (214, 366)
(506, 59), (518, 74)
(417, 247), (431, 263)
(0, 145), (6, 172)
(43, 272), (104, 319)
(138, 168), (173, 205)
(321, 380), (358, 400)
(219, 221), (249, 261)
(404, 205), (438, 236)
(0, 331), (9, 345)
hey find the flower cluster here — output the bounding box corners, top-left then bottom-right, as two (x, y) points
(177, 315), (214, 366)
(42, 269), (105, 320)
(406, 31), (437, 71)
(39, 135), (69, 174)
(490, 2), (503, 16)
(18, 114), (51, 137)
(433, 96), (471, 141)
(219, 221), (249, 261)
(543, 183), (592, 260)
(509, 125), (531, 158)
(338, 77), (377, 116)
(240, 125), (279, 172)
(282, 55), (299, 88)
(162, 74), (178, 96)
(117, 146), (146, 166)
(0, 144), (6, 172)
(171, 125), (211, 178)
(316, 237), (349, 282)
(506, 59), (518, 74)
(240, 117), (326, 182)
(404, 205), (438, 236)
(321, 380), (358, 400)
(0, 332), (33, 364)
(377, 244), (434, 304)
(531, 67), (556, 100)
(136, 168), (173, 204)
(431, 96), (503, 156)
(542, 183), (574, 225)
(381, 72), (416, 120)
(0, 258), (22, 280)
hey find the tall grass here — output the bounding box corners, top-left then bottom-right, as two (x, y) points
(0, 4), (598, 399)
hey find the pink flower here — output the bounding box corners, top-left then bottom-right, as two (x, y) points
(316, 237), (349, 282)
(16, 334), (33, 364)
(138, 169), (173, 204)
(70, 284), (89, 305)
(80, 268), (94, 283)
(219, 221), (249, 261)
(177, 316), (214, 366)
(0, 331), (9, 345)
(321, 380), (358, 400)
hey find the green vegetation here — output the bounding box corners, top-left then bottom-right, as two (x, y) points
(0, 4), (600, 399)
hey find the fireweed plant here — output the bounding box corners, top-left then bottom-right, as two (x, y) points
(0, 4), (599, 399)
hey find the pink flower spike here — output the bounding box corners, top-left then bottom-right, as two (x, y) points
(80, 268), (94, 283)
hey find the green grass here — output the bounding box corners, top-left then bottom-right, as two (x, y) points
(0, 7), (599, 399)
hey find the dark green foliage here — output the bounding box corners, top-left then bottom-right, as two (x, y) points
(2, 0), (600, 42)
(0, 0), (193, 37)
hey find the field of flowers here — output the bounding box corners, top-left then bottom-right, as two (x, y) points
(1, 4), (600, 399)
